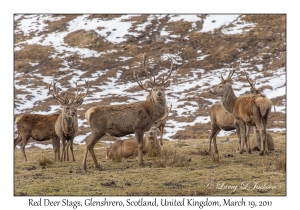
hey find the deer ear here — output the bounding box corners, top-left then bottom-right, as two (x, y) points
(164, 80), (171, 88)
(145, 81), (154, 89)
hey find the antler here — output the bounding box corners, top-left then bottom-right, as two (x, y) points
(48, 81), (69, 105)
(142, 52), (157, 85)
(133, 70), (151, 92)
(72, 80), (89, 105)
(162, 55), (174, 84)
(221, 60), (241, 82)
(244, 71), (262, 95)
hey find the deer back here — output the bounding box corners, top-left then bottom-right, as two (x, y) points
(86, 102), (154, 137)
(233, 95), (272, 125)
(106, 140), (124, 159)
(15, 113), (59, 141)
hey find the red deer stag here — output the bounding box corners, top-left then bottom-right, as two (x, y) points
(14, 114), (60, 161)
(49, 80), (89, 161)
(106, 105), (171, 160)
(82, 53), (173, 171)
(210, 62), (272, 155)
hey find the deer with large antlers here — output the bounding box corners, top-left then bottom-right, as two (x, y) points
(82, 53), (173, 171)
(210, 62), (273, 155)
(49, 80), (89, 161)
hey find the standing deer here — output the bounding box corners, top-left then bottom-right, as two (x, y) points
(82, 53), (173, 171)
(14, 113), (60, 161)
(210, 62), (272, 155)
(208, 103), (240, 154)
(106, 105), (171, 160)
(49, 80), (89, 162)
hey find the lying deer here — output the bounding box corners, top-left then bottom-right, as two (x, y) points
(106, 126), (160, 159)
(210, 62), (273, 155)
(242, 127), (275, 152)
(14, 114), (60, 161)
(49, 80), (89, 161)
(83, 53), (173, 171)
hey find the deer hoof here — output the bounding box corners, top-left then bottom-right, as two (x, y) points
(259, 151), (264, 156)
(95, 165), (102, 170)
(139, 162), (145, 167)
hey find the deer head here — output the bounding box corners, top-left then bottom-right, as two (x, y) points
(210, 61), (241, 96)
(48, 80), (89, 120)
(133, 52), (173, 103)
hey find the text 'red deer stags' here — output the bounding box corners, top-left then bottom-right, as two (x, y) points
(49, 80), (89, 162)
(210, 61), (272, 155)
(82, 53), (173, 171)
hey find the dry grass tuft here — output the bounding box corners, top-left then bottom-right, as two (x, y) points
(110, 153), (123, 163)
(155, 147), (190, 168)
(211, 153), (221, 163)
(39, 156), (54, 167)
(146, 146), (161, 157)
(276, 153), (286, 172)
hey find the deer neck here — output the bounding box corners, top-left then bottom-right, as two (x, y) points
(220, 87), (237, 114)
(148, 96), (166, 122)
(62, 116), (75, 136)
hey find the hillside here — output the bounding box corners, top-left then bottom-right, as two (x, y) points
(14, 14), (286, 146)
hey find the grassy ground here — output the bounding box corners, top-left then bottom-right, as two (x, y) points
(14, 133), (286, 196)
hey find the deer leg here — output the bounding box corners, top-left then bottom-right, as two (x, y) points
(235, 121), (242, 152)
(70, 140), (75, 161)
(260, 128), (268, 155)
(254, 115), (269, 156)
(14, 134), (22, 148)
(135, 129), (145, 167)
(263, 112), (270, 155)
(208, 124), (220, 154)
(20, 134), (30, 161)
(65, 141), (70, 161)
(246, 125), (252, 154)
(61, 139), (66, 162)
(239, 121), (247, 154)
(159, 125), (164, 146)
(52, 137), (60, 162)
(82, 131), (104, 171)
